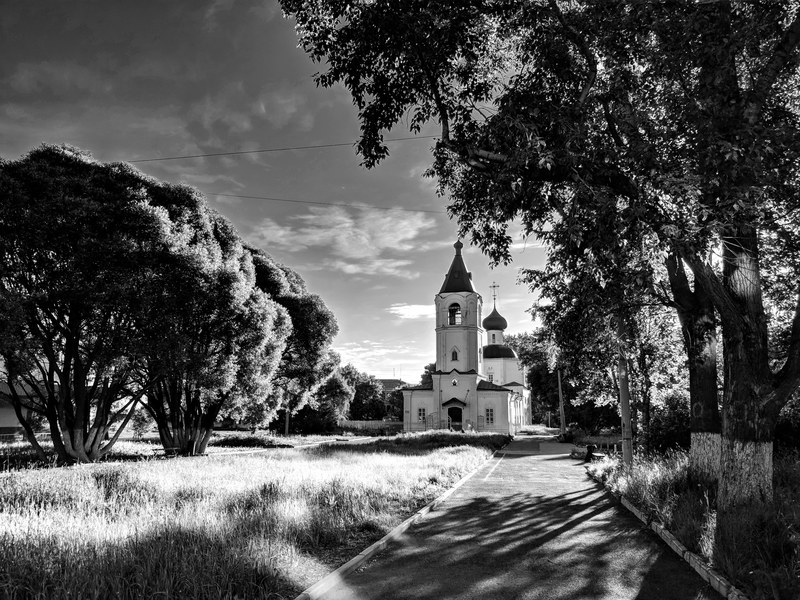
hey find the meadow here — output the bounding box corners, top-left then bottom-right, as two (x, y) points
(0, 431), (509, 599)
(587, 450), (800, 600)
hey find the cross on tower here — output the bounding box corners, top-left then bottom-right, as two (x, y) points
(489, 281), (499, 306)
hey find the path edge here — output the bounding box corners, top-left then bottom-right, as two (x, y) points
(585, 468), (750, 600)
(293, 447), (503, 600)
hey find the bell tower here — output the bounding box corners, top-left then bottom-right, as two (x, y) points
(434, 241), (483, 373)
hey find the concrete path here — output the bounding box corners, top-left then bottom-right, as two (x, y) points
(320, 437), (720, 600)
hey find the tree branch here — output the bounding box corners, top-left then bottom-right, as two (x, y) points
(745, 12), (800, 125)
(548, 0), (597, 107)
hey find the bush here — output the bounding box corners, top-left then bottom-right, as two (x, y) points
(647, 394), (691, 452)
(775, 394), (800, 452)
(590, 451), (800, 600)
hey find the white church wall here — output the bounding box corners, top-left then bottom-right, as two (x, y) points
(403, 390), (437, 432)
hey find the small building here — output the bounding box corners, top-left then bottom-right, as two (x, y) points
(401, 241), (531, 434)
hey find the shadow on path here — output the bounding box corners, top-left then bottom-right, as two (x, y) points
(321, 451), (719, 600)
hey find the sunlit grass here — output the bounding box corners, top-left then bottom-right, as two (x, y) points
(587, 450), (800, 600)
(0, 432), (505, 599)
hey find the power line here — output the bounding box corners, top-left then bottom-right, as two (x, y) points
(208, 192), (448, 214)
(129, 135), (438, 163)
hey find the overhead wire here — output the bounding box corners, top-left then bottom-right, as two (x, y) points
(207, 192), (448, 214)
(128, 134), (444, 214)
(129, 135), (438, 163)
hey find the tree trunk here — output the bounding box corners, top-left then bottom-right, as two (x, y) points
(694, 227), (777, 509)
(7, 394), (47, 461)
(284, 409), (290, 436)
(665, 253), (721, 482)
(557, 369), (567, 435)
(617, 314), (634, 466)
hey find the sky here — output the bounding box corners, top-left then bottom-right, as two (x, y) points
(0, 0), (546, 383)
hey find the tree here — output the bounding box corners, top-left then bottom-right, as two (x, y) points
(419, 363), (436, 387)
(249, 249), (339, 434)
(282, 0), (800, 511)
(0, 145), (175, 463)
(136, 196), (291, 456)
(340, 364), (386, 420)
(293, 369), (355, 433)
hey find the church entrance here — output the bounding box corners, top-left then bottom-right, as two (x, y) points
(447, 406), (463, 431)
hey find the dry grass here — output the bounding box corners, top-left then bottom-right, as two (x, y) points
(587, 450), (800, 600)
(0, 431), (503, 599)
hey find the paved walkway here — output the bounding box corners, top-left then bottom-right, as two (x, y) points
(321, 437), (720, 600)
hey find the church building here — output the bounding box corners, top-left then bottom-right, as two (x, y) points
(402, 241), (532, 434)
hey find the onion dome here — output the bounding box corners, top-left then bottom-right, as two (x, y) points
(482, 306), (508, 331)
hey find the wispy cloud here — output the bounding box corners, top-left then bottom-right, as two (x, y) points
(334, 340), (425, 378)
(7, 61), (111, 95)
(247, 205), (436, 278)
(254, 87), (315, 131)
(387, 304), (433, 320)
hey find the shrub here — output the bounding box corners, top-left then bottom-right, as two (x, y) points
(590, 451), (799, 600)
(647, 394), (691, 452)
(775, 395), (800, 453)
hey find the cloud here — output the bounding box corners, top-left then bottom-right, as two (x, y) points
(334, 340), (425, 378)
(188, 82), (256, 138)
(6, 61), (111, 95)
(254, 87), (315, 131)
(387, 304), (433, 320)
(247, 205), (436, 278)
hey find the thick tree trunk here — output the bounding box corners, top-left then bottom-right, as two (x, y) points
(666, 253), (721, 482)
(697, 227), (777, 509)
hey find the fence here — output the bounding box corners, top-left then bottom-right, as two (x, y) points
(339, 420), (403, 434)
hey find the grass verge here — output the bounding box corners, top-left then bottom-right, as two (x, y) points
(0, 431), (505, 599)
(587, 450), (800, 600)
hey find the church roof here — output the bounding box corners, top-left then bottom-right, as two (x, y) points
(403, 383), (433, 391)
(477, 380), (511, 391)
(482, 306), (508, 330)
(482, 344), (518, 359)
(439, 240), (475, 294)
(377, 378), (406, 391)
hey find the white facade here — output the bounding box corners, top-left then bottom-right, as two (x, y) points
(402, 241), (531, 435)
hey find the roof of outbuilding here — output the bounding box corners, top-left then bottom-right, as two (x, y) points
(476, 380), (511, 391)
(439, 240), (475, 294)
(482, 344), (518, 359)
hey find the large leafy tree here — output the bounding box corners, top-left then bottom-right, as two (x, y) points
(282, 0), (800, 512)
(0, 145), (173, 463)
(136, 191), (291, 456)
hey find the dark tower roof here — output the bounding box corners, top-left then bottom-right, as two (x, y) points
(482, 306), (508, 331)
(439, 240), (475, 293)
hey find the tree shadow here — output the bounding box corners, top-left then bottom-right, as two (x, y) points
(319, 482), (720, 600)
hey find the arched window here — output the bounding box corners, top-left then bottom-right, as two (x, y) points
(491, 333), (496, 343)
(452, 378), (458, 386)
(448, 304), (462, 325)
(451, 349), (459, 361)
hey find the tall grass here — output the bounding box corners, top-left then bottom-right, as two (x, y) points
(0, 432), (498, 599)
(588, 450), (800, 600)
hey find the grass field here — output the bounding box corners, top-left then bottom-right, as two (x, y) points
(587, 450), (800, 600)
(0, 431), (509, 599)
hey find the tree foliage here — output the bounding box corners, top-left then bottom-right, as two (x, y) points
(282, 0), (800, 509)
(0, 144), (333, 460)
(0, 145), (174, 462)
